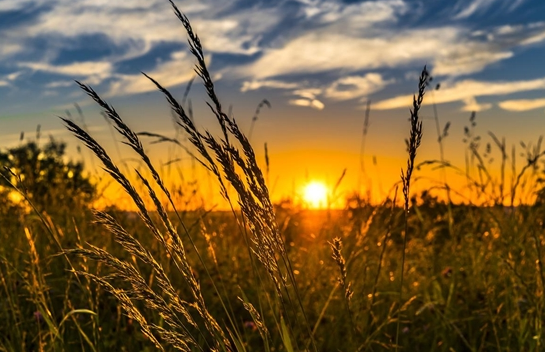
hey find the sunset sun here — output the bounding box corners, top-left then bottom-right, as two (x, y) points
(303, 181), (329, 208)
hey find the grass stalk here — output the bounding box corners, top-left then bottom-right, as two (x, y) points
(396, 66), (429, 350)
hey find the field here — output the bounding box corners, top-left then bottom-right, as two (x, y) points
(2, 2), (545, 352)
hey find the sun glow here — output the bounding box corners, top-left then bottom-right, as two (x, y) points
(303, 181), (329, 209)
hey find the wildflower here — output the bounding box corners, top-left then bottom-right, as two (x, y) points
(441, 266), (452, 278)
(33, 310), (43, 323)
(244, 321), (257, 331)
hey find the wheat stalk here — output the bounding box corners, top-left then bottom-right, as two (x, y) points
(396, 66), (429, 350)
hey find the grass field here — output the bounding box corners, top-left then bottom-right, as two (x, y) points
(2, 2), (545, 351)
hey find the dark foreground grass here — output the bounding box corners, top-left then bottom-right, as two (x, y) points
(2, 202), (545, 351)
(1, 1), (545, 351)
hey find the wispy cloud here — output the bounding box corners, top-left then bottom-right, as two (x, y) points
(289, 98), (325, 110)
(453, 0), (497, 19)
(241, 73), (390, 109)
(45, 81), (76, 88)
(0, 42), (24, 59)
(289, 88), (324, 110)
(453, 0), (526, 19)
(107, 51), (195, 96)
(20, 61), (113, 79)
(461, 97), (492, 112)
(325, 74), (391, 101)
(374, 76), (545, 110)
(17, 0), (277, 56)
(499, 98), (545, 111)
(0, 0), (283, 98)
(238, 10), (545, 87)
(0, 71), (23, 87)
(241, 79), (301, 93)
(242, 24), (542, 80)
(297, 0), (406, 27)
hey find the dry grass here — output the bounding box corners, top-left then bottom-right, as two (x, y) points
(397, 66), (429, 349)
(58, 2), (317, 350)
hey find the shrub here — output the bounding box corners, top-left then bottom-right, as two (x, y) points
(0, 138), (96, 214)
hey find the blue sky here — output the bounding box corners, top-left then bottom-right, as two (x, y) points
(1, 0), (545, 203)
(1, 0), (544, 112)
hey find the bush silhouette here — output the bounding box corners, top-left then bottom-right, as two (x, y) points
(0, 138), (96, 213)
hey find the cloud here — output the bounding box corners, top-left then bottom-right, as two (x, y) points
(453, 0), (496, 19)
(243, 26), (519, 79)
(289, 98), (325, 110)
(0, 42), (24, 58)
(373, 76), (545, 110)
(0, 71), (24, 87)
(240, 73), (391, 109)
(6, 71), (22, 81)
(0, 0), (285, 99)
(241, 79), (301, 92)
(452, 0), (525, 19)
(462, 97), (492, 112)
(432, 47), (513, 76)
(107, 51), (194, 96)
(298, 0), (406, 27)
(240, 16), (545, 81)
(289, 88), (324, 110)
(19, 61), (113, 85)
(325, 73), (391, 101)
(0, 0), (285, 97)
(20, 61), (112, 76)
(293, 88), (323, 100)
(45, 81), (76, 88)
(499, 98), (545, 111)
(0, 0), (37, 11)
(521, 24), (545, 45)
(15, 0), (278, 57)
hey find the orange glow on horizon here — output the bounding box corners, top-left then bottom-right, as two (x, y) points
(85, 145), (542, 211)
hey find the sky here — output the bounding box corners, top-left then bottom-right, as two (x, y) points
(1, 0), (545, 207)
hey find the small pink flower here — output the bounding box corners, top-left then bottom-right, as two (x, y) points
(442, 267), (453, 278)
(244, 321), (257, 331)
(33, 311), (43, 323)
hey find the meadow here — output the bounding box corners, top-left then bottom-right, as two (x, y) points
(1, 2), (545, 351)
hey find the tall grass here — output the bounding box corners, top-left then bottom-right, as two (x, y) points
(397, 66), (428, 350)
(59, 2), (318, 350)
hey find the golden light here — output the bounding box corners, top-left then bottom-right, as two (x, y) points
(303, 181), (328, 208)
